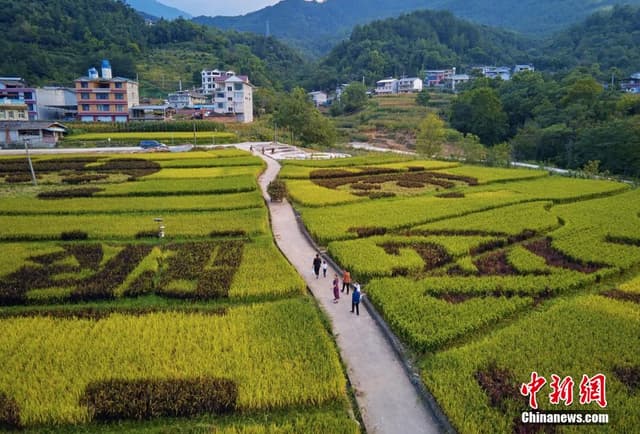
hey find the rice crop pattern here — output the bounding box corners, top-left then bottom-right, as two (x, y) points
(423, 296), (640, 433)
(294, 156), (639, 433)
(0, 299), (346, 427)
(0, 151), (355, 431)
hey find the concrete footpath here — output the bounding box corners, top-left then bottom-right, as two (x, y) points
(254, 151), (443, 434)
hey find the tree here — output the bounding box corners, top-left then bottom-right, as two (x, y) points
(416, 89), (431, 106)
(273, 87), (336, 146)
(487, 142), (512, 167)
(341, 82), (368, 114)
(450, 86), (508, 145)
(416, 112), (446, 157)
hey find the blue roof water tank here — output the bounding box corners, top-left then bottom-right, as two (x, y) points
(88, 67), (99, 79)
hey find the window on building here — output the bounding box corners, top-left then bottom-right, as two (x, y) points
(8, 111), (14, 119)
(114, 82), (123, 89)
(98, 104), (110, 111)
(234, 83), (242, 91)
(81, 93), (90, 100)
(116, 105), (126, 112)
(115, 94), (124, 100)
(227, 87), (233, 92)
(0, 111), (5, 119)
(227, 97), (233, 101)
(82, 104), (90, 111)
(216, 92), (224, 98)
(24, 92), (33, 99)
(18, 111), (26, 119)
(96, 93), (109, 100)
(228, 107), (233, 112)
(217, 103), (224, 109)
(81, 82), (88, 88)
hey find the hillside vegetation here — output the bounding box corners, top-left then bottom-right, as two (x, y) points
(0, 0), (308, 93)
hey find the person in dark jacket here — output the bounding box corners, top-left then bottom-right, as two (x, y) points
(313, 253), (322, 279)
(351, 282), (362, 315)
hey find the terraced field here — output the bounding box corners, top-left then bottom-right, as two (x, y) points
(284, 156), (640, 433)
(0, 150), (358, 432)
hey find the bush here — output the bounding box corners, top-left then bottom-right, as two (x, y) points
(38, 188), (103, 199)
(81, 377), (238, 421)
(60, 231), (89, 241)
(267, 179), (287, 202)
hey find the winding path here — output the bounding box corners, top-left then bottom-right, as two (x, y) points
(252, 147), (444, 434)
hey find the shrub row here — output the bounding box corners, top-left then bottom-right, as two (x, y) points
(38, 188), (104, 199)
(81, 377), (238, 421)
(524, 238), (603, 273)
(94, 158), (161, 178)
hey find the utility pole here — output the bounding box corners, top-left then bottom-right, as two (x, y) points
(24, 139), (37, 186)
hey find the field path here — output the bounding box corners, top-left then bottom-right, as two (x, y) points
(252, 147), (443, 434)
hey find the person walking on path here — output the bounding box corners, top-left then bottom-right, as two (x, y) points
(313, 253), (322, 279)
(351, 282), (362, 315)
(342, 269), (352, 294)
(322, 260), (328, 278)
(332, 274), (340, 303)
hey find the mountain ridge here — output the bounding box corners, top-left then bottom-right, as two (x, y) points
(193, 0), (640, 56)
(125, 0), (191, 20)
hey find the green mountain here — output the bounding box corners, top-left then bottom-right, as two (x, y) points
(308, 10), (538, 88)
(539, 5), (640, 76)
(194, 0), (640, 56)
(0, 0), (307, 94)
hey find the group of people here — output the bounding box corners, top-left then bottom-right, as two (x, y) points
(313, 253), (362, 315)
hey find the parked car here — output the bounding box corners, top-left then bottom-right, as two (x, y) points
(139, 140), (168, 149)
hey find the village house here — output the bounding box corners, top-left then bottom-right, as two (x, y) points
(0, 77), (38, 120)
(36, 87), (77, 121)
(375, 78), (398, 95)
(167, 90), (207, 109)
(201, 70), (253, 123)
(0, 121), (67, 148)
(308, 91), (328, 107)
(425, 69), (455, 87)
(75, 60), (139, 122)
(397, 77), (424, 93)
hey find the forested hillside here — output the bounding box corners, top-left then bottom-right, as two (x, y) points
(0, 0), (308, 93)
(539, 5), (640, 76)
(195, 0), (640, 56)
(308, 10), (537, 88)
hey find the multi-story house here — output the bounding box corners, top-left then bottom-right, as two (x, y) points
(0, 77), (37, 120)
(201, 69), (236, 95)
(375, 78), (398, 95)
(397, 77), (424, 93)
(35, 87), (77, 121)
(425, 69), (455, 87)
(74, 60), (139, 122)
(0, 99), (28, 122)
(167, 90), (207, 109)
(209, 74), (254, 123)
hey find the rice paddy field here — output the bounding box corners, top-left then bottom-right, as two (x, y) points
(0, 150), (359, 432)
(284, 156), (640, 433)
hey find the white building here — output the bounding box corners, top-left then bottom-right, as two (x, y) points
(375, 78), (398, 95)
(35, 87), (77, 121)
(167, 90), (206, 109)
(397, 77), (423, 93)
(308, 91), (328, 107)
(514, 64), (535, 73)
(201, 69), (236, 95)
(211, 75), (254, 123)
(446, 74), (471, 91)
(474, 66), (511, 81)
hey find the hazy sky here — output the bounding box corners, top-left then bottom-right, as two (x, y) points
(159, 0), (281, 16)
